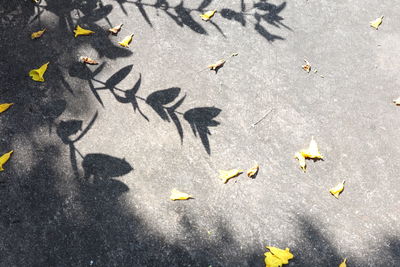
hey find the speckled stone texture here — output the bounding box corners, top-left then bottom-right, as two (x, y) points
(0, 0), (399, 266)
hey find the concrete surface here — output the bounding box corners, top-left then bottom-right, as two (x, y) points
(0, 0), (400, 266)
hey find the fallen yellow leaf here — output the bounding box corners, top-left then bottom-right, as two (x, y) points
(330, 180), (345, 199)
(339, 258), (347, 267)
(0, 150), (13, 171)
(0, 103), (14, 113)
(247, 164), (259, 178)
(393, 97), (400, 105)
(109, 23), (123, 34)
(266, 247), (294, 265)
(31, 28), (46, 39)
(80, 56), (99, 65)
(370, 16), (383, 30)
(264, 247), (294, 267)
(219, 169), (243, 183)
(170, 189), (192, 200)
(208, 59), (226, 71)
(74, 25), (95, 37)
(200, 10), (217, 21)
(118, 34), (134, 47)
(302, 59), (311, 73)
(294, 152), (306, 172)
(300, 137), (323, 159)
(264, 252), (283, 267)
(29, 62), (49, 82)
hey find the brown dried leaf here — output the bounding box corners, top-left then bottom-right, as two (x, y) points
(109, 23), (123, 34)
(80, 56), (99, 65)
(208, 59), (226, 70)
(247, 164), (259, 178)
(302, 59), (311, 73)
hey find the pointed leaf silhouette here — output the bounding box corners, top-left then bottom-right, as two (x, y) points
(57, 120), (83, 143)
(166, 94), (186, 143)
(184, 107), (221, 154)
(82, 153), (133, 180)
(136, 1), (153, 26)
(146, 87), (180, 121)
(175, 2), (206, 34)
(105, 65), (133, 90)
(41, 99), (67, 121)
(111, 74), (149, 121)
(220, 8), (246, 26)
(198, 0), (213, 10)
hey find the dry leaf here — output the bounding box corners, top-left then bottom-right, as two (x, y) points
(74, 25), (95, 37)
(118, 34), (134, 47)
(247, 164), (259, 178)
(219, 169), (243, 183)
(80, 56), (99, 65)
(0, 103), (14, 113)
(0, 150), (13, 171)
(31, 28), (46, 39)
(302, 59), (311, 73)
(294, 152), (306, 172)
(393, 97), (400, 105)
(339, 258), (347, 267)
(109, 23), (123, 34)
(29, 62), (49, 82)
(264, 247), (294, 267)
(330, 180), (345, 199)
(300, 137), (323, 159)
(170, 189), (192, 200)
(200, 10), (217, 21)
(208, 59), (226, 71)
(370, 16), (383, 30)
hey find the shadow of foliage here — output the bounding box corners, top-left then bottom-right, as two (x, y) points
(116, 0), (289, 41)
(82, 153), (133, 180)
(221, 0), (290, 42)
(184, 107), (221, 154)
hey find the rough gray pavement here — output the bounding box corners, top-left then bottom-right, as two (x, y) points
(0, 0), (399, 266)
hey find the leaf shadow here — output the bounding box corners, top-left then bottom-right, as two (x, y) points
(183, 107), (221, 154)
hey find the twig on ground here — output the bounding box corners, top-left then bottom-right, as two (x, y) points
(250, 108), (274, 128)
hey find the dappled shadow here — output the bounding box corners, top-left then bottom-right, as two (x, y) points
(116, 0), (289, 41)
(221, 0), (289, 42)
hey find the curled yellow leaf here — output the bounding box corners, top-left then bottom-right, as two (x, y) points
(330, 180), (345, 199)
(31, 28), (46, 39)
(0, 150), (13, 171)
(339, 258), (347, 267)
(74, 25), (95, 37)
(247, 164), (259, 178)
(200, 10), (217, 21)
(29, 62), (49, 82)
(294, 152), (306, 172)
(300, 137), (323, 159)
(264, 247), (294, 267)
(219, 169), (243, 183)
(266, 247), (294, 265)
(118, 34), (134, 48)
(264, 252), (283, 267)
(0, 103), (14, 113)
(170, 189), (192, 200)
(370, 16), (383, 30)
